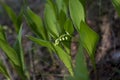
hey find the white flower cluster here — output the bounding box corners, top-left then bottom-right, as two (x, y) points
(55, 32), (71, 46)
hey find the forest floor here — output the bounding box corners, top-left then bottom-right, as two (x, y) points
(0, 0), (120, 80)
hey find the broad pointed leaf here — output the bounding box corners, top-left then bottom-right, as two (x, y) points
(44, 0), (60, 38)
(27, 36), (54, 50)
(79, 22), (99, 68)
(24, 8), (46, 39)
(74, 44), (89, 80)
(67, 44), (89, 80)
(58, 10), (67, 32)
(69, 0), (85, 29)
(0, 39), (20, 66)
(56, 0), (67, 14)
(27, 35), (74, 76)
(79, 0), (86, 7)
(0, 26), (20, 66)
(64, 18), (74, 35)
(54, 45), (73, 76)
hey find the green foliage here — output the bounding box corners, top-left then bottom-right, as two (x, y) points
(27, 35), (74, 76)
(0, 37), (21, 67)
(13, 26), (30, 80)
(0, 26), (29, 80)
(79, 22), (99, 69)
(27, 36), (53, 50)
(112, 0), (120, 16)
(0, 26), (10, 79)
(69, 0), (85, 29)
(54, 45), (73, 76)
(69, 0), (99, 70)
(68, 43), (89, 80)
(74, 44), (89, 80)
(0, 2), (23, 33)
(0, 59), (10, 80)
(44, 0), (60, 38)
(0, 0), (103, 80)
(0, 26), (6, 41)
(64, 18), (74, 35)
(24, 8), (47, 39)
(25, 0), (99, 79)
(56, 0), (68, 15)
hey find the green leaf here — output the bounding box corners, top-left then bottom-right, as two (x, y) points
(27, 35), (73, 76)
(0, 60), (10, 79)
(44, 0), (60, 38)
(74, 44), (89, 80)
(56, 0), (67, 14)
(0, 3), (20, 33)
(54, 45), (73, 76)
(0, 39), (20, 67)
(16, 25), (24, 69)
(67, 44), (89, 80)
(14, 26), (29, 80)
(27, 36), (54, 50)
(79, 22), (99, 69)
(69, 0), (85, 29)
(58, 10), (67, 33)
(0, 26), (21, 67)
(64, 18), (74, 35)
(112, 0), (120, 16)
(79, 0), (86, 7)
(24, 7), (46, 39)
(16, 9), (23, 31)
(0, 26), (6, 41)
